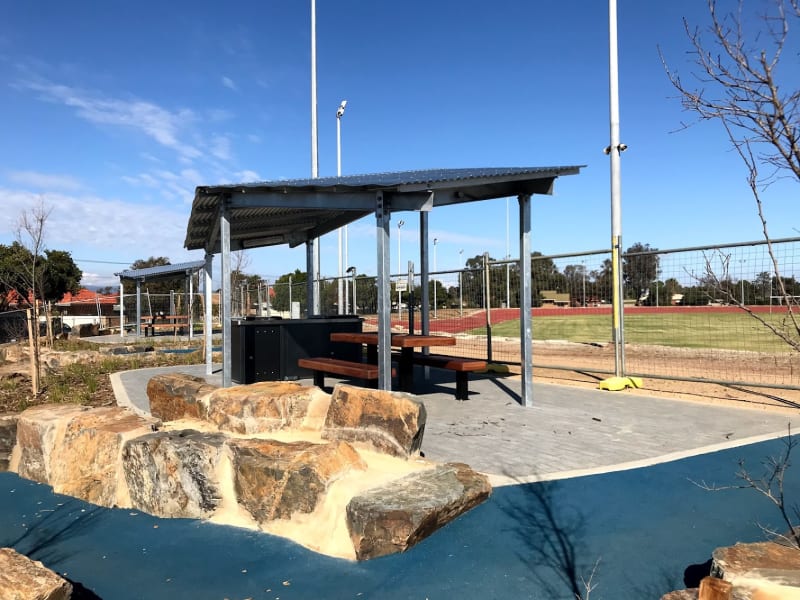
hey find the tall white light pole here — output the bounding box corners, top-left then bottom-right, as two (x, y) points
(311, 0), (318, 179)
(397, 220), (404, 316)
(309, 0), (320, 315)
(433, 238), (438, 319)
(607, 0), (626, 376)
(336, 100), (347, 314)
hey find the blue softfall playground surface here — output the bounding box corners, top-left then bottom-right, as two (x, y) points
(1, 436), (799, 599)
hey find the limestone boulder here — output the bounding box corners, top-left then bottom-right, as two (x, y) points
(205, 381), (318, 434)
(39, 350), (99, 374)
(76, 323), (99, 337)
(147, 373), (216, 422)
(15, 405), (92, 484)
(322, 384), (426, 458)
(659, 590), (697, 600)
(122, 429), (227, 518)
(47, 407), (160, 506)
(2, 343), (25, 363)
(712, 540), (800, 594)
(0, 414), (17, 471)
(346, 462), (491, 560)
(230, 438), (366, 523)
(0, 547), (73, 600)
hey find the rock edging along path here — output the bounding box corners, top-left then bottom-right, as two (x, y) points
(0, 547), (73, 600)
(0, 374), (490, 561)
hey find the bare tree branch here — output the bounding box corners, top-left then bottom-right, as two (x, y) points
(12, 199), (52, 394)
(662, 0), (800, 350)
(691, 427), (800, 549)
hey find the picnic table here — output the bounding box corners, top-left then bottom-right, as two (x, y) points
(323, 332), (486, 399)
(142, 314), (189, 337)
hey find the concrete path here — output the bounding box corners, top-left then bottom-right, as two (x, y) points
(111, 363), (798, 486)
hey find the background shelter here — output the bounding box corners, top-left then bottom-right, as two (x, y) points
(115, 260), (206, 338)
(184, 166), (582, 406)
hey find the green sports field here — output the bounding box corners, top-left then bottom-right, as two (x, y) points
(478, 312), (799, 353)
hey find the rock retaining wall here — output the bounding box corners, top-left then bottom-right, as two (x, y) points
(6, 373), (491, 561)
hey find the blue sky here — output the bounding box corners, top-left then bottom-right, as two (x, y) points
(0, 1), (795, 288)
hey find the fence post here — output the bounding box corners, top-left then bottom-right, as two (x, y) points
(483, 252), (493, 363)
(26, 308), (39, 396)
(459, 270), (463, 318)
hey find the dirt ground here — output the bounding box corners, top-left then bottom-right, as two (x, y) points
(2, 338), (799, 417)
(461, 338), (800, 415)
(0, 342), (199, 415)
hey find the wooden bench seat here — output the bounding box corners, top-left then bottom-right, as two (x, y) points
(409, 353), (487, 400)
(298, 357), (396, 389)
(142, 315), (189, 337)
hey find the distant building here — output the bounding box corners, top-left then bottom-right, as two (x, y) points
(540, 290), (571, 307)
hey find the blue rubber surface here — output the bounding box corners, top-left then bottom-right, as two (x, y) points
(1, 436), (798, 599)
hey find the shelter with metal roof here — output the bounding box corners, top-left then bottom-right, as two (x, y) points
(115, 260), (206, 338)
(184, 166), (583, 406)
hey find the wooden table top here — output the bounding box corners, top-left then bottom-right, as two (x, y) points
(330, 332), (456, 348)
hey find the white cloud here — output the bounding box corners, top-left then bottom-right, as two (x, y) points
(207, 108), (235, 122)
(140, 152), (162, 163)
(0, 187), (191, 261)
(235, 170), (261, 182)
(247, 134), (261, 144)
(121, 168), (203, 203)
(5, 170), (85, 192)
(221, 76), (238, 92)
(210, 134), (232, 161)
(20, 79), (202, 160)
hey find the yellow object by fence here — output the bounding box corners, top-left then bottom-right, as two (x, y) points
(598, 376), (644, 391)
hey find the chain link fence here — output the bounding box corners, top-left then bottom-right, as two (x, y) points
(283, 238), (800, 391)
(44, 238), (800, 390)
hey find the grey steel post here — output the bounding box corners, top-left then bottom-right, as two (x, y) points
(204, 253), (213, 375)
(135, 279), (141, 337)
(220, 202), (232, 387)
(420, 211), (430, 337)
(187, 271), (194, 340)
(483, 252), (493, 364)
(519, 194), (533, 407)
(306, 241), (315, 316)
(119, 280), (125, 338)
(375, 192), (392, 390)
(351, 270), (357, 315)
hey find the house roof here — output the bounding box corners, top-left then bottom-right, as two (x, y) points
(184, 166), (583, 254)
(57, 288), (117, 305)
(114, 260), (206, 282)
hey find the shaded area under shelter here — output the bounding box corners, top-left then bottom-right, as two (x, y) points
(183, 166), (583, 406)
(115, 260), (205, 338)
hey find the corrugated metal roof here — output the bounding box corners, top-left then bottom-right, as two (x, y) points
(185, 166), (583, 253)
(115, 260), (206, 281)
(199, 166), (576, 193)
